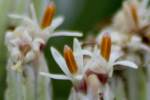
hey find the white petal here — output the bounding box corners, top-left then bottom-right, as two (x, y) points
(47, 16), (64, 31)
(109, 52), (123, 63)
(50, 47), (71, 76)
(10, 47), (21, 62)
(9, 38), (21, 46)
(73, 38), (83, 71)
(73, 38), (81, 53)
(93, 47), (107, 65)
(50, 31), (83, 37)
(8, 14), (33, 24)
(40, 72), (71, 80)
(82, 50), (92, 56)
(113, 60), (138, 69)
(75, 75), (83, 81)
(30, 3), (38, 26)
(20, 31), (32, 44)
(24, 51), (35, 63)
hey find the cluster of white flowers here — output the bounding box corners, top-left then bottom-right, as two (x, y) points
(41, 32), (137, 100)
(5, 3), (82, 72)
(5, 2), (82, 100)
(96, 0), (150, 99)
(7, 0), (150, 100)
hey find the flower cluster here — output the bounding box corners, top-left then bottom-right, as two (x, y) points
(41, 32), (137, 99)
(5, 1), (145, 100)
(5, 2), (82, 100)
(96, 0), (150, 99)
(5, 2), (82, 72)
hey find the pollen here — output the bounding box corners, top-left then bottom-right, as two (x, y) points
(100, 32), (111, 61)
(64, 45), (78, 74)
(41, 2), (55, 29)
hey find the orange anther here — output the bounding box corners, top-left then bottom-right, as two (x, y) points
(64, 45), (78, 74)
(41, 2), (55, 28)
(100, 32), (111, 61)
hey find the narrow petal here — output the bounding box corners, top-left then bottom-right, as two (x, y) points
(50, 47), (71, 76)
(30, 4), (38, 25)
(93, 47), (107, 65)
(109, 52), (123, 63)
(40, 72), (71, 80)
(8, 14), (33, 24)
(113, 60), (138, 69)
(50, 31), (83, 37)
(73, 38), (83, 71)
(46, 16), (64, 32)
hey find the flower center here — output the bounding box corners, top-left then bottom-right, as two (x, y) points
(100, 32), (111, 61)
(64, 45), (78, 74)
(86, 69), (108, 85)
(41, 2), (55, 29)
(19, 44), (31, 56)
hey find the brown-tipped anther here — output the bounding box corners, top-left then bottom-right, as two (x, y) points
(19, 44), (31, 56)
(41, 2), (55, 28)
(64, 45), (78, 74)
(100, 32), (111, 61)
(130, 3), (138, 26)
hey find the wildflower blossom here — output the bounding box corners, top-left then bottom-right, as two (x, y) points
(8, 3), (82, 42)
(113, 0), (150, 43)
(5, 2), (82, 71)
(40, 38), (91, 83)
(84, 32), (138, 99)
(87, 32), (138, 78)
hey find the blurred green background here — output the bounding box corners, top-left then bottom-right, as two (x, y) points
(0, 0), (123, 100)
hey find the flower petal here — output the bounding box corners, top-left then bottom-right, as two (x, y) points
(50, 47), (71, 76)
(30, 3), (38, 26)
(40, 72), (71, 80)
(8, 14), (33, 24)
(109, 51), (123, 63)
(73, 38), (83, 71)
(113, 60), (138, 69)
(93, 46), (107, 66)
(82, 50), (92, 56)
(50, 31), (83, 37)
(47, 16), (64, 31)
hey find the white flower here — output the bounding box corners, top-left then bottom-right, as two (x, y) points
(5, 2), (83, 72)
(8, 3), (82, 42)
(87, 32), (138, 77)
(40, 38), (91, 83)
(5, 26), (46, 72)
(113, 0), (150, 36)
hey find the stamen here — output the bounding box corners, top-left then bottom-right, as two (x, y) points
(19, 44), (31, 56)
(130, 3), (138, 27)
(64, 45), (78, 74)
(41, 2), (55, 29)
(100, 32), (111, 61)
